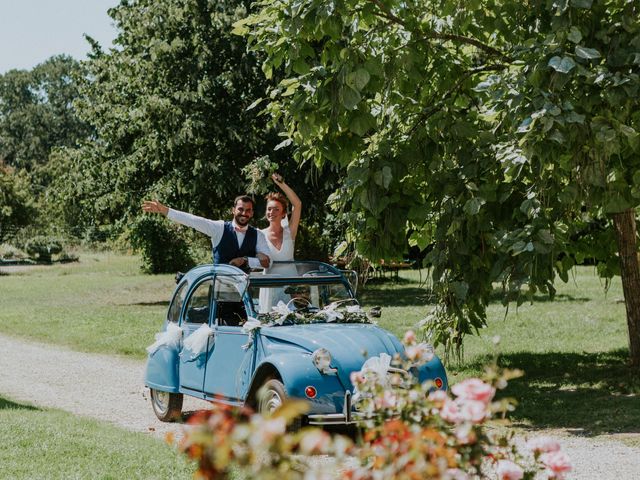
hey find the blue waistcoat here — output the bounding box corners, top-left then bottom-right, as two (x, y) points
(213, 222), (258, 271)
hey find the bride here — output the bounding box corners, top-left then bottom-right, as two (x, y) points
(261, 173), (301, 264)
(258, 173), (302, 312)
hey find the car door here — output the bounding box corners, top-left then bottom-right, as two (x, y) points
(203, 274), (255, 402)
(179, 277), (214, 393)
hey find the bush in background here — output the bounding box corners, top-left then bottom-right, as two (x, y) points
(129, 217), (196, 274)
(24, 236), (63, 264)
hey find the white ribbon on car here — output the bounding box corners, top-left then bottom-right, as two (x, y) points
(241, 317), (262, 350)
(271, 300), (293, 325)
(146, 322), (183, 355)
(319, 302), (344, 322)
(181, 323), (214, 359)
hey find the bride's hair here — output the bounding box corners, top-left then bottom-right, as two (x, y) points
(265, 192), (289, 213)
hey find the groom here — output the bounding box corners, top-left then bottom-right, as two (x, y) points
(142, 196), (270, 272)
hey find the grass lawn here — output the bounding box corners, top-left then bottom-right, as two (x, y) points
(1, 252), (638, 436)
(0, 395), (194, 479)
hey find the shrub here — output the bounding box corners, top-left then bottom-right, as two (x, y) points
(178, 333), (572, 479)
(0, 243), (29, 261)
(129, 216), (196, 274)
(24, 236), (63, 264)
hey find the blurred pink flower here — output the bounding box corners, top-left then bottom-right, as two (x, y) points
(375, 390), (398, 409)
(454, 423), (476, 444)
(403, 330), (417, 345)
(458, 399), (487, 423)
(526, 436), (561, 454)
(299, 429), (331, 455)
(350, 370), (365, 385)
(444, 468), (470, 480)
(451, 378), (495, 404)
(440, 398), (462, 423)
(541, 450), (572, 479)
(496, 459), (524, 480)
(428, 389), (448, 403)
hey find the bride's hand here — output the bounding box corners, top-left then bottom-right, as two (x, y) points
(271, 173), (284, 184)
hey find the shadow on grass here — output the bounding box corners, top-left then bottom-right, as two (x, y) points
(129, 301), (170, 307)
(461, 349), (640, 436)
(358, 285), (435, 307)
(0, 396), (41, 411)
(487, 291), (591, 305)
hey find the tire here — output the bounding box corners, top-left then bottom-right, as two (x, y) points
(149, 388), (183, 422)
(257, 378), (302, 431)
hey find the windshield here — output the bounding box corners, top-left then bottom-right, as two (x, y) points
(249, 280), (353, 315)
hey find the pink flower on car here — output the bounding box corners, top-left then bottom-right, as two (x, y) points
(526, 436), (561, 454)
(541, 450), (572, 479)
(496, 459), (524, 480)
(299, 429), (331, 455)
(451, 378), (495, 404)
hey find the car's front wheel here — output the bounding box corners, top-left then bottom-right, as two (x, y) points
(257, 378), (302, 430)
(149, 388), (183, 422)
(258, 378), (286, 415)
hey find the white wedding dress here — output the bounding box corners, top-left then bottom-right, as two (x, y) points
(258, 224), (296, 313)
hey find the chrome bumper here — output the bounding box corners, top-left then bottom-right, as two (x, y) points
(307, 390), (364, 425)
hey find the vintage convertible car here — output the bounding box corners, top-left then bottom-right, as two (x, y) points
(145, 261), (447, 424)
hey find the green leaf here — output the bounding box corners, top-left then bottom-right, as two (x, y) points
(463, 197), (486, 215)
(548, 56), (576, 74)
(341, 86), (361, 110)
(450, 281), (469, 302)
(349, 112), (376, 136)
(567, 27), (583, 44)
(346, 69), (371, 91)
(575, 46), (601, 60)
(565, 111), (585, 124)
(246, 98), (264, 111)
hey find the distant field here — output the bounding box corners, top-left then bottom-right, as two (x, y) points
(1, 252), (637, 434)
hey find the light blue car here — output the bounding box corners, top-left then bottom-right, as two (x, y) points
(145, 261), (447, 424)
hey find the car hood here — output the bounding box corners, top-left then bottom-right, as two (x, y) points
(259, 323), (404, 387)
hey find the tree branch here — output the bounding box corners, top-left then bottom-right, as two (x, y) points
(408, 63), (508, 136)
(369, 0), (512, 62)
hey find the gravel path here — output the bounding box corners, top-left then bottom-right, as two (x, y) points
(1, 333), (639, 479)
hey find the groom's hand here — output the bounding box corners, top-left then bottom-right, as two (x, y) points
(229, 257), (248, 268)
(142, 200), (169, 216)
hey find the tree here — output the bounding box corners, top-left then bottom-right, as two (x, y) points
(0, 55), (91, 173)
(51, 0), (338, 265)
(239, 0), (640, 363)
(0, 163), (35, 242)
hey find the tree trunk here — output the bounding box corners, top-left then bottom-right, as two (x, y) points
(612, 208), (640, 367)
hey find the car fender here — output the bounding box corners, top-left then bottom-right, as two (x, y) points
(248, 352), (346, 413)
(416, 355), (449, 390)
(145, 346), (180, 393)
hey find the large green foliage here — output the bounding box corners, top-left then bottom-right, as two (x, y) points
(0, 164), (36, 242)
(58, 0), (284, 235)
(239, 0), (639, 351)
(0, 55), (90, 173)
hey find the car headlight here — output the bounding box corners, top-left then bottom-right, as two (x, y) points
(312, 348), (337, 374)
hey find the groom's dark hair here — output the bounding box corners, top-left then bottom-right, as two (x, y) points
(233, 195), (255, 208)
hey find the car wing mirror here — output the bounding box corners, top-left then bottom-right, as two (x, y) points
(369, 306), (382, 318)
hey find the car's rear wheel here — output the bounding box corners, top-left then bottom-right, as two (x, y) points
(257, 378), (302, 431)
(149, 388), (183, 422)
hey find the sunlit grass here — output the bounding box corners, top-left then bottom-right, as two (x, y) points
(0, 395), (194, 479)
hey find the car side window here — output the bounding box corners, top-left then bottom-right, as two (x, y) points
(184, 279), (213, 324)
(214, 275), (247, 327)
(167, 282), (188, 324)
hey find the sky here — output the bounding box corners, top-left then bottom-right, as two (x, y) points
(0, 0), (119, 74)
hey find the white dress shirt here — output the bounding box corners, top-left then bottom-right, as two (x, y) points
(167, 208), (270, 269)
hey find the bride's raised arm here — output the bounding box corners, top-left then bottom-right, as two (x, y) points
(271, 173), (302, 240)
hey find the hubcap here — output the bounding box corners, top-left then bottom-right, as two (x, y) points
(260, 388), (283, 414)
(152, 390), (169, 414)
